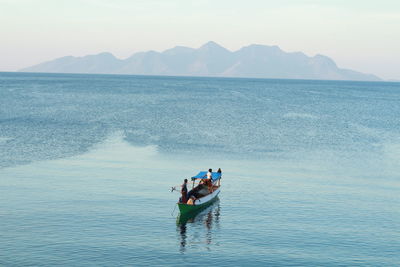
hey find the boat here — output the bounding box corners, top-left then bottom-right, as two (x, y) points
(177, 171), (221, 215)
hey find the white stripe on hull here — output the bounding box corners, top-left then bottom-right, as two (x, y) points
(194, 187), (220, 206)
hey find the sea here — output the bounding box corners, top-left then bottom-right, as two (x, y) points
(0, 72), (399, 266)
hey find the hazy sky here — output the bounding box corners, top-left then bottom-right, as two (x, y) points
(1, 0), (399, 79)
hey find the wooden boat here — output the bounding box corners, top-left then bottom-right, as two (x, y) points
(177, 171), (221, 215)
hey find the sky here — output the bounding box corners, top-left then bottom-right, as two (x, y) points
(0, 0), (399, 80)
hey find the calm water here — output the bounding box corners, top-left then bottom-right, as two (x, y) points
(0, 72), (399, 266)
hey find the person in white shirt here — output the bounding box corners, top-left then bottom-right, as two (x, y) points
(206, 168), (213, 192)
(207, 168), (212, 179)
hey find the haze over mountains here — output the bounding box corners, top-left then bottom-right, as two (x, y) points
(20, 41), (380, 81)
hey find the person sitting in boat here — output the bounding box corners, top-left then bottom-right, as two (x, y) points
(200, 169), (212, 185)
(187, 196), (196, 205)
(199, 169), (210, 184)
(180, 179), (188, 203)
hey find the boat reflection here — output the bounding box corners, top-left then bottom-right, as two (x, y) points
(176, 198), (220, 252)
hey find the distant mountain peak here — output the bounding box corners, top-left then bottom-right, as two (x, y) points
(201, 41), (221, 47)
(163, 46), (195, 55)
(246, 44), (279, 49)
(20, 42), (381, 81)
(239, 44), (283, 53)
(199, 41), (229, 51)
(89, 52), (117, 59)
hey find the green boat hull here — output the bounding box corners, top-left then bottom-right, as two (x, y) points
(177, 195), (218, 215)
(177, 198), (220, 225)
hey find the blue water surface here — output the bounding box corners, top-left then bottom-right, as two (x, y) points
(0, 72), (399, 266)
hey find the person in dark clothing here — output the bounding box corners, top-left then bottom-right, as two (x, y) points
(216, 168), (222, 186)
(181, 179), (188, 203)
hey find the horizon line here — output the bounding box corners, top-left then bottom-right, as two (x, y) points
(2, 71), (394, 83)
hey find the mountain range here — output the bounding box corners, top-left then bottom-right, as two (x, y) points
(20, 41), (380, 81)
